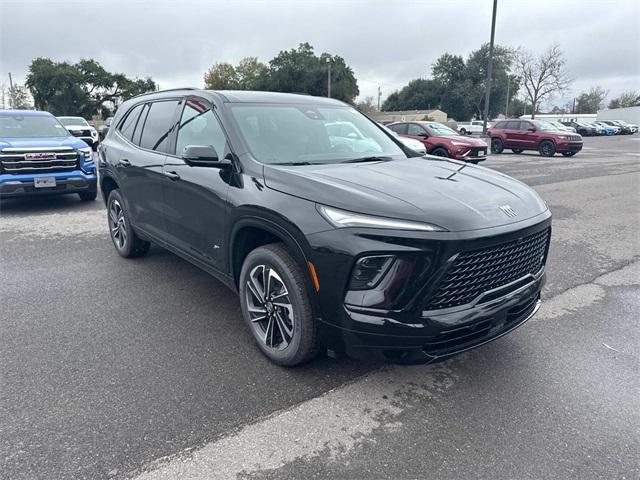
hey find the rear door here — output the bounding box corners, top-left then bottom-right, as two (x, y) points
(110, 100), (178, 239)
(161, 97), (230, 270)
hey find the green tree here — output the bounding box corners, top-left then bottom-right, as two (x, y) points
(382, 44), (518, 121)
(608, 91), (640, 109)
(203, 62), (239, 90)
(26, 57), (156, 117)
(575, 86), (608, 113)
(235, 57), (269, 90)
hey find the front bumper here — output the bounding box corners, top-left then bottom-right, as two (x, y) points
(0, 169), (97, 198)
(557, 141), (583, 153)
(308, 215), (551, 362)
(455, 146), (487, 163)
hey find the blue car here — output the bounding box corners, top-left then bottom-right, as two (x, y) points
(0, 110), (97, 201)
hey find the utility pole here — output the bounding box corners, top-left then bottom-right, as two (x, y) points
(326, 57), (331, 98)
(377, 85), (382, 111)
(505, 75), (510, 117)
(8, 72), (14, 109)
(482, 0), (498, 134)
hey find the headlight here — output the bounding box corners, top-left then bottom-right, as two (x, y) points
(91, 129), (98, 138)
(79, 147), (93, 160)
(317, 205), (446, 232)
(349, 255), (395, 290)
(450, 141), (469, 146)
(558, 135), (568, 140)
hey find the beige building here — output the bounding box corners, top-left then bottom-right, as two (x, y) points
(371, 109), (447, 124)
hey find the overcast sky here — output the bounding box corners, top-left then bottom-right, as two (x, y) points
(1, 0), (638, 109)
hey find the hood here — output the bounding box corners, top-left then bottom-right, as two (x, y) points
(264, 158), (548, 232)
(0, 136), (89, 150)
(65, 124), (96, 131)
(441, 135), (487, 147)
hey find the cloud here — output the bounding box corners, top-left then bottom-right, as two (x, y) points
(1, 0), (638, 107)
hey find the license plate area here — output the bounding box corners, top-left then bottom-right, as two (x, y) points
(34, 177), (57, 188)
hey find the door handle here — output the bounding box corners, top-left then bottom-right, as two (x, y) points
(164, 171), (181, 181)
(118, 158), (131, 167)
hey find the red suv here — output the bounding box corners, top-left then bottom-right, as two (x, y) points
(487, 119), (583, 157)
(388, 121), (487, 163)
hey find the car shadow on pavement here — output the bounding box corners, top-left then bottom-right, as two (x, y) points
(0, 194), (103, 216)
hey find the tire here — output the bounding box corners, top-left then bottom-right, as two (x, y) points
(460, 128), (467, 135)
(106, 189), (150, 258)
(511, 148), (524, 154)
(490, 137), (504, 154)
(431, 147), (450, 158)
(538, 140), (556, 157)
(78, 190), (97, 202)
(239, 243), (320, 366)
(562, 151), (576, 157)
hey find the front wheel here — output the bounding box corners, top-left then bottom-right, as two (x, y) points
(491, 137), (504, 154)
(107, 189), (150, 258)
(511, 148), (523, 154)
(538, 140), (556, 157)
(239, 244), (320, 366)
(431, 147), (450, 158)
(562, 151), (576, 157)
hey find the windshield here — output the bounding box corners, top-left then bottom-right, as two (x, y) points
(229, 104), (405, 164)
(58, 117), (89, 126)
(423, 122), (459, 137)
(0, 114), (70, 138)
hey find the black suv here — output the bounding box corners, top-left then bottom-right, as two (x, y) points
(99, 89), (551, 366)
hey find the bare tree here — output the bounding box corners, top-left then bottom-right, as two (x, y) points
(517, 44), (571, 118)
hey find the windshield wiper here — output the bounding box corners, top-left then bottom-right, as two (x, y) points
(340, 156), (392, 164)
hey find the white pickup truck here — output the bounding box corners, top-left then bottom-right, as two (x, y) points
(457, 120), (485, 135)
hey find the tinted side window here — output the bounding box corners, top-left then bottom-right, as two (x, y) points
(138, 100), (180, 152)
(519, 121), (532, 130)
(118, 104), (144, 141)
(407, 124), (425, 136)
(175, 98), (227, 158)
(131, 104), (150, 146)
(388, 123), (407, 135)
(505, 121), (520, 130)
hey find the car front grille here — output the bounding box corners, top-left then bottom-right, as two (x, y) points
(0, 147), (79, 174)
(425, 228), (550, 310)
(568, 135), (582, 142)
(469, 147), (487, 157)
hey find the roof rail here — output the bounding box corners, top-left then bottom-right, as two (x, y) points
(130, 87), (199, 100)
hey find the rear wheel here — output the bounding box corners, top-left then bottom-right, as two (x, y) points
(562, 151), (576, 157)
(107, 189), (150, 258)
(538, 140), (556, 157)
(459, 128), (467, 135)
(239, 244), (320, 366)
(511, 148), (523, 154)
(431, 147), (450, 158)
(491, 137), (504, 154)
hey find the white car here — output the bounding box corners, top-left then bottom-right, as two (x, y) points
(456, 120), (485, 135)
(548, 121), (577, 133)
(380, 124), (427, 154)
(57, 116), (99, 151)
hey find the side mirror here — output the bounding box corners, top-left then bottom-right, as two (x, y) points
(182, 144), (230, 168)
(528, 126), (536, 132)
(417, 132), (429, 138)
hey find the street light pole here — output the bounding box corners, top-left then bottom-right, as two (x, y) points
(326, 57), (331, 98)
(482, 0), (498, 134)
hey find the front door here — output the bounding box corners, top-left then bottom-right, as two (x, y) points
(161, 97), (230, 271)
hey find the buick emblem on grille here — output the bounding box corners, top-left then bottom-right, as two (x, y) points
(499, 205), (518, 218)
(25, 152), (56, 160)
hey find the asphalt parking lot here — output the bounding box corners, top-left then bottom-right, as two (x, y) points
(1, 135), (639, 480)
